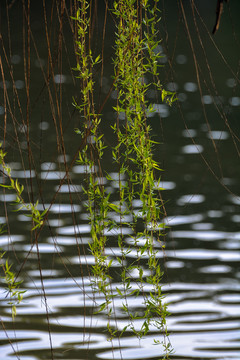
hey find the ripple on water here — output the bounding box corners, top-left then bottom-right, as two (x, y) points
(28, 269), (60, 277)
(47, 235), (92, 245)
(40, 171), (66, 180)
(0, 194), (17, 202)
(57, 224), (91, 235)
(147, 103), (169, 118)
(177, 194), (205, 205)
(207, 130), (229, 140)
(71, 255), (127, 267)
(23, 243), (63, 254)
(103, 227), (133, 236)
(72, 164), (98, 173)
(181, 144), (203, 154)
(54, 74), (68, 84)
(26, 276), (92, 289)
(231, 214), (240, 222)
(125, 236), (156, 246)
(11, 169), (36, 178)
(0, 330), (104, 358)
(154, 180), (176, 190)
(95, 329), (240, 359)
(184, 82), (198, 92)
(108, 212), (133, 223)
(229, 96), (240, 106)
(166, 248), (240, 261)
(191, 222), (213, 230)
(182, 129), (197, 137)
(54, 184), (82, 193)
(208, 210), (223, 218)
(166, 260), (185, 269)
(202, 94), (213, 104)
(198, 264), (232, 274)
(229, 195), (240, 205)
(164, 213), (204, 226)
(217, 294), (240, 303)
(171, 230), (226, 240)
(0, 235), (24, 246)
(220, 239), (240, 249)
(48, 203), (81, 213)
(41, 162), (56, 170)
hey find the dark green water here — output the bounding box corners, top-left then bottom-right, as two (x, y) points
(0, 1), (240, 359)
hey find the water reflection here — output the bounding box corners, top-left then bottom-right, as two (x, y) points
(184, 82), (198, 92)
(93, 330), (240, 360)
(177, 194), (205, 205)
(181, 144), (204, 154)
(199, 265), (232, 273)
(207, 131), (229, 140)
(56, 224), (91, 235)
(1, 161), (240, 360)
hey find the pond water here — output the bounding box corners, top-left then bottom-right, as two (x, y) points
(0, 1), (240, 360)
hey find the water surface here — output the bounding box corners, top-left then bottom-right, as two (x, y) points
(0, 1), (240, 359)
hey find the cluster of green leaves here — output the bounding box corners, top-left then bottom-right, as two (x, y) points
(0, 144), (47, 318)
(0, 223), (24, 320)
(0, 244), (26, 320)
(73, 0), (174, 357)
(0, 145), (47, 231)
(73, 0), (113, 314)
(110, 1), (172, 355)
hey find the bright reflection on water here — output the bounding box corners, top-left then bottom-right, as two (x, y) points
(1, 134), (240, 360)
(181, 144), (204, 154)
(1, 186), (240, 360)
(1, 144), (240, 360)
